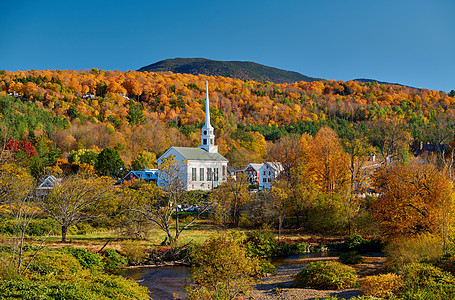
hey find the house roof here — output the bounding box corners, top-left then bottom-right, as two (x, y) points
(244, 163), (264, 172)
(37, 175), (61, 190)
(167, 147), (228, 162)
(263, 162), (284, 172)
(124, 169), (159, 180)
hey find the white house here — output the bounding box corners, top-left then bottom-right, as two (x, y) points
(157, 82), (228, 191)
(36, 175), (61, 196)
(258, 162), (283, 190)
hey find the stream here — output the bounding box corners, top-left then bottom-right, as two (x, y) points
(117, 252), (339, 300)
(116, 265), (190, 300)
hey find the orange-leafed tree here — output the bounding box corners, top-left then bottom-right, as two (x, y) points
(306, 127), (350, 195)
(372, 162), (454, 242)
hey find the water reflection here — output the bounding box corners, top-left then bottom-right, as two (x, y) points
(117, 265), (190, 300)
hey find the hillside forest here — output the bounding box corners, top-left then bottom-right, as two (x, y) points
(1, 68), (455, 175)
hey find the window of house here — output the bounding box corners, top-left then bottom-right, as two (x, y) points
(207, 168), (212, 181)
(192, 168), (197, 181)
(214, 168), (219, 181)
(263, 178), (267, 182)
(200, 168), (204, 181)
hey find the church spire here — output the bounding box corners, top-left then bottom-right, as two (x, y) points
(205, 81), (211, 128)
(198, 81), (218, 153)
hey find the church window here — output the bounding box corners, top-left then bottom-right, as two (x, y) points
(203, 130), (207, 135)
(210, 139), (214, 145)
(207, 168), (212, 181)
(200, 168), (204, 181)
(203, 139), (207, 145)
(222, 166), (226, 180)
(192, 168), (197, 181)
(214, 168), (219, 181)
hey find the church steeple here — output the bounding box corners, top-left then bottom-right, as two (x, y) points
(204, 82), (211, 128)
(198, 82), (218, 153)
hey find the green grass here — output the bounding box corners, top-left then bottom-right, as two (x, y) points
(0, 220), (226, 250)
(0, 219), (345, 252)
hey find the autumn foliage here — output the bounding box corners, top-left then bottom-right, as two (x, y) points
(372, 162), (454, 239)
(0, 68), (454, 168)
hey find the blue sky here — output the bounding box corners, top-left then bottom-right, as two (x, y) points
(1, 0), (454, 92)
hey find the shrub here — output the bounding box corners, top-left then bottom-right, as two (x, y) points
(344, 234), (366, 250)
(238, 213), (255, 228)
(245, 230), (277, 258)
(339, 251), (364, 265)
(62, 246), (104, 270)
(258, 260), (276, 274)
(68, 222), (96, 235)
(0, 219), (15, 235)
(385, 233), (443, 271)
(0, 218), (56, 236)
(244, 231), (309, 258)
(340, 234), (383, 253)
(399, 263), (455, 299)
(27, 251), (82, 275)
(120, 240), (148, 266)
(433, 253), (455, 275)
(0, 258), (20, 280)
(0, 271), (149, 300)
(401, 263), (455, 287)
(101, 249), (127, 270)
(26, 218), (57, 236)
(294, 261), (358, 290)
(360, 273), (404, 297)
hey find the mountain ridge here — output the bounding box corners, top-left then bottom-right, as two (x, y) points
(137, 58), (322, 84)
(138, 58), (412, 87)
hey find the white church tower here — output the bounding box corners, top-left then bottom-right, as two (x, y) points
(157, 81), (228, 191)
(198, 81), (218, 153)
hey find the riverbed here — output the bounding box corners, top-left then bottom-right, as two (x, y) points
(117, 252), (339, 299)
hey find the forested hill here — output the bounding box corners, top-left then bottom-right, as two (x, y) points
(137, 58), (321, 84)
(354, 78), (412, 88)
(1, 68), (454, 171)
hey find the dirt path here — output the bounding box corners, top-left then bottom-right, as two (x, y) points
(249, 256), (385, 300)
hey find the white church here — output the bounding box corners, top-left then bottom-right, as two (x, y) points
(156, 82), (229, 191)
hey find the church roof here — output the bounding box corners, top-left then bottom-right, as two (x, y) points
(171, 147), (228, 162)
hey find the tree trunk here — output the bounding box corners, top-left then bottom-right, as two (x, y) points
(278, 215), (282, 240)
(175, 202), (179, 245)
(62, 225), (68, 243)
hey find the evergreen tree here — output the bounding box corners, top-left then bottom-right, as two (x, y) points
(95, 148), (125, 178)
